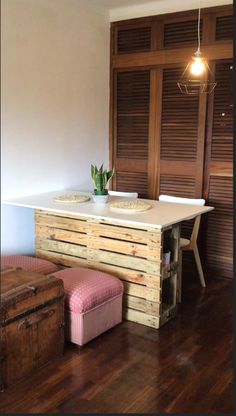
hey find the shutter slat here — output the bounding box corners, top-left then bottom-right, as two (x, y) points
(211, 61), (233, 161)
(160, 68), (199, 161)
(117, 27), (151, 54)
(116, 172), (148, 198)
(117, 71), (150, 160)
(206, 176), (233, 276)
(160, 175), (196, 198)
(215, 15), (233, 40)
(164, 19), (202, 47)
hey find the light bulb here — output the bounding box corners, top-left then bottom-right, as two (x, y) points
(190, 57), (206, 76)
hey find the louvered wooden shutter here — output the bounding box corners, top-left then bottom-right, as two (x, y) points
(159, 67), (205, 199)
(110, 5), (233, 281)
(113, 70), (150, 198)
(206, 176), (233, 277)
(159, 176), (196, 198)
(163, 19), (202, 48)
(160, 68), (198, 162)
(117, 71), (149, 160)
(116, 26), (152, 54)
(204, 59), (233, 279)
(116, 172), (148, 197)
(215, 15), (233, 40)
(159, 66), (207, 273)
(211, 61), (233, 161)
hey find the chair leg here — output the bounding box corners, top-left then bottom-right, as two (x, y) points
(177, 250), (183, 303)
(193, 245), (206, 287)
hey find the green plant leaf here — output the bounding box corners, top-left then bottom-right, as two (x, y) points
(91, 164), (115, 192)
(107, 167), (115, 181)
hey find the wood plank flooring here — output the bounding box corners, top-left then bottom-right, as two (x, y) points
(0, 276), (232, 414)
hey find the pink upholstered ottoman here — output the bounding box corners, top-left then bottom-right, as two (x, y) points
(1, 255), (59, 275)
(51, 267), (124, 346)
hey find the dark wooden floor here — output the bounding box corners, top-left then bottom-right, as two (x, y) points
(0, 275), (232, 414)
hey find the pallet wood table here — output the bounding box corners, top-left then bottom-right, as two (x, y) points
(3, 191), (213, 329)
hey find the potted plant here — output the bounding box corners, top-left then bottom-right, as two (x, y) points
(91, 164), (115, 203)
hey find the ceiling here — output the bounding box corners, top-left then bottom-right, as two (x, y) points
(89, 0), (231, 8)
(90, 0), (162, 7)
(88, 0), (232, 21)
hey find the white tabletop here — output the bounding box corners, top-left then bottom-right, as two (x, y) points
(2, 190), (214, 229)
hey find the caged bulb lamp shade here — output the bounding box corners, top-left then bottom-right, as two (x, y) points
(177, 6), (217, 95)
(177, 52), (217, 95)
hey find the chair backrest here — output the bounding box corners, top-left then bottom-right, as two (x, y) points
(108, 190), (138, 198)
(159, 194), (205, 245)
(159, 195), (205, 206)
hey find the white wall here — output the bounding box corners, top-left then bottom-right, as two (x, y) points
(1, 0), (110, 255)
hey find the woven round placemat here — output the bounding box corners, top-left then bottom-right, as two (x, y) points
(53, 194), (90, 203)
(109, 200), (151, 213)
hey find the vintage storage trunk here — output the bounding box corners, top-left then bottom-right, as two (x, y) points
(0, 267), (65, 391)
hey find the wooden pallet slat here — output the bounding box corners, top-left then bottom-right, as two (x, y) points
(35, 209), (180, 329)
(35, 225), (161, 261)
(123, 308), (160, 329)
(35, 213), (161, 245)
(122, 281), (160, 302)
(123, 294), (160, 315)
(36, 248), (162, 286)
(36, 238), (161, 275)
(36, 210), (161, 232)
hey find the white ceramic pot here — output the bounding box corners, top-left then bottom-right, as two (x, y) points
(92, 194), (109, 204)
(163, 251), (171, 266)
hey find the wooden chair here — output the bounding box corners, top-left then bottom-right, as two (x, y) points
(159, 194), (206, 302)
(108, 191), (138, 198)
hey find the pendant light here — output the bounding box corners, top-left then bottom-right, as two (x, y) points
(177, 5), (217, 95)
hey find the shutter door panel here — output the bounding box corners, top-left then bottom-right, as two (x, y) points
(160, 175), (196, 198)
(117, 71), (150, 159)
(117, 115), (149, 159)
(164, 19), (202, 48)
(215, 15), (233, 40)
(117, 26), (152, 54)
(117, 71), (150, 114)
(206, 176), (233, 277)
(116, 172), (148, 199)
(211, 61), (233, 161)
(159, 66), (206, 274)
(113, 70), (151, 199)
(161, 68), (199, 161)
(159, 67), (204, 197)
(204, 59), (233, 279)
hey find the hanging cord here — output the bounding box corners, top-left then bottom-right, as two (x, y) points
(197, 6), (201, 54)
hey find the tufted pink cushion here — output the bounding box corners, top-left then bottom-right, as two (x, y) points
(51, 267), (124, 314)
(1, 255), (59, 275)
